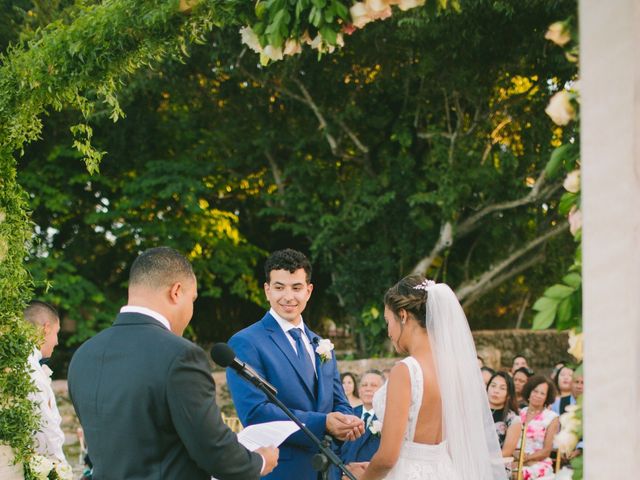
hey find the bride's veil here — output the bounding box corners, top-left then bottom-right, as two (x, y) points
(424, 283), (506, 480)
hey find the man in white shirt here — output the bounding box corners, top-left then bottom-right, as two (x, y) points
(24, 301), (67, 464)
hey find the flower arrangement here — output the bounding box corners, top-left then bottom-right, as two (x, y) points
(28, 455), (73, 480)
(239, 0), (459, 64)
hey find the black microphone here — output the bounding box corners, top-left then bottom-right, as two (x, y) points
(210, 343), (278, 396)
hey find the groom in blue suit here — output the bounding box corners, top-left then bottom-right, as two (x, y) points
(227, 249), (364, 480)
(330, 370), (385, 480)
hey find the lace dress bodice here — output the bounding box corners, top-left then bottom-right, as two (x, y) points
(373, 356), (424, 441)
(371, 356), (458, 480)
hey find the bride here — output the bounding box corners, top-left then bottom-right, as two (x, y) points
(345, 275), (506, 480)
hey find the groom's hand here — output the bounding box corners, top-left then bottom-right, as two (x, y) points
(256, 445), (279, 476)
(326, 412), (365, 441)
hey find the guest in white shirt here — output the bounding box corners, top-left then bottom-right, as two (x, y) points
(24, 301), (67, 464)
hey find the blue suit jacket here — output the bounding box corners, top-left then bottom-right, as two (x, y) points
(227, 312), (353, 480)
(329, 405), (381, 480)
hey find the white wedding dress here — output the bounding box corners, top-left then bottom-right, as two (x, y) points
(372, 356), (459, 480)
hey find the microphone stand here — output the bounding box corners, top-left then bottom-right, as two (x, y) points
(246, 377), (357, 480)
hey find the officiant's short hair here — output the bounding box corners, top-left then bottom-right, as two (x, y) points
(129, 247), (194, 288)
(24, 301), (59, 326)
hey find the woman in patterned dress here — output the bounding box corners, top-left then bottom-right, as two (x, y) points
(517, 376), (560, 480)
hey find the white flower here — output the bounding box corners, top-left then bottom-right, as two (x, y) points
(240, 26), (262, 53)
(560, 410), (580, 432)
(262, 45), (284, 61)
(554, 467), (574, 480)
(396, 0), (426, 12)
(283, 39), (302, 56)
(567, 329), (584, 362)
(350, 2), (373, 29)
(545, 22), (571, 47)
(563, 170), (580, 193)
(55, 462), (74, 480)
(30, 454), (54, 480)
(315, 338), (334, 363)
(568, 206), (582, 236)
(554, 429), (579, 453)
(369, 419), (382, 435)
(545, 90), (576, 126)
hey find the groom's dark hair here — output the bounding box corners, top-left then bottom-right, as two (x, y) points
(129, 247), (194, 288)
(264, 249), (312, 283)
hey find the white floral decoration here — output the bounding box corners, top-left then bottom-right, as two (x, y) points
(315, 338), (334, 363)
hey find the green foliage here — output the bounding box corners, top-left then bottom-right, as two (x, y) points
(0, 149), (39, 469)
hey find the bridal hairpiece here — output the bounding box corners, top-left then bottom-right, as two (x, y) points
(413, 279), (436, 291)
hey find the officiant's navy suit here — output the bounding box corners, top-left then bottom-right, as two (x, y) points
(329, 405), (381, 480)
(68, 312), (263, 480)
(227, 311), (353, 480)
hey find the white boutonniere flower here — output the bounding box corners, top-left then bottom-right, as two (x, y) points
(314, 338), (334, 363)
(369, 419), (382, 436)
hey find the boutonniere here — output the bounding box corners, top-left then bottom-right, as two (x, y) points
(314, 338), (334, 363)
(369, 419), (382, 436)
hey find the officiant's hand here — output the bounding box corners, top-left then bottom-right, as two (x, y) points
(326, 412), (365, 441)
(256, 445), (279, 476)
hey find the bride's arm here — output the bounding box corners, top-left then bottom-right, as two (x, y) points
(359, 363), (411, 480)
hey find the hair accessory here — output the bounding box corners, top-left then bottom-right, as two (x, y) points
(413, 279), (436, 291)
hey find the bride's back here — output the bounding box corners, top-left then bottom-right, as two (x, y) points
(412, 352), (443, 445)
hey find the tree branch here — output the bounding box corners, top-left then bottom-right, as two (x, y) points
(264, 150), (284, 195)
(461, 253), (543, 309)
(293, 78), (339, 156)
(456, 221), (569, 302)
(411, 221), (453, 275)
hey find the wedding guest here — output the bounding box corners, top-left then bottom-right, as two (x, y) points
(513, 367), (533, 408)
(331, 370), (385, 480)
(68, 247), (277, 480)
(550, 361), (565, 382)
(481, 366), (496, 386)
(342, 372), (363, 408)
(24, 301), (69, 467)
(510, 354), (529, 375)
(486, 372), (521, 457)
(517, 376), (559, 479)
(553, 365), (574, 405)
(552, 368), (583, 415)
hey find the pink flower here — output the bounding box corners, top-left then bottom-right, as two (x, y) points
(342, 24), (357, 35)
(568, 206), (582, 235)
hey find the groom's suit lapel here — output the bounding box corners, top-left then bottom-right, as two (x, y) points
(263, 314), (316, 399)
(306, 327), (331, 409)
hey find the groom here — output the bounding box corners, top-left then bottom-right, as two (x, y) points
(227, 249), (364, 480)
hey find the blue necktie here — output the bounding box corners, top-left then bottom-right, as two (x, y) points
(363, 412), (371, 428)
(288, 328), (316, 385)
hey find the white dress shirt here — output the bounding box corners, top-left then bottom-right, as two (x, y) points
(120, 305), (171, 330)
(269, 308), (316, 370)
(27, 349), (66, 463)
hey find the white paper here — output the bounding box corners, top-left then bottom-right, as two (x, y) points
(211, 421), (300, 479)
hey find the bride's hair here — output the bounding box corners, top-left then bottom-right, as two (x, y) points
(383, 274), (428, 327)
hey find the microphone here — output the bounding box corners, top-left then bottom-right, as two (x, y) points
(210, 343), (278, 396)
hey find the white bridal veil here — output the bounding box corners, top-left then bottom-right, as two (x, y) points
(424, 283), (507, 480)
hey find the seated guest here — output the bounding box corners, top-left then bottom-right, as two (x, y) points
(487, 372), (522, 457)
(481, 366), (496, 386)
(550, 361), (565, 381)
(331, 370), (385, 480)
(513, 366), (534, 408)
(517, 376), (560, 479)
(552, 368), (583, 414)
(553, 365), (574, 408)
(511, 354), (530, 375)
(24, 302), (69, 468)
(341, 372), (363, 408)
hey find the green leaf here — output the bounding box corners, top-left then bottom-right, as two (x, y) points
(319, 25), (337, 44)
(532, 296), (558, 312)
(544, 284), (575, 300)
(556, 296), (572, 326)
(562, 272), (581, 288)
(558, 192), (578, 216)
(545, 143), (579, 179)
(532, 305), (557, 330)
